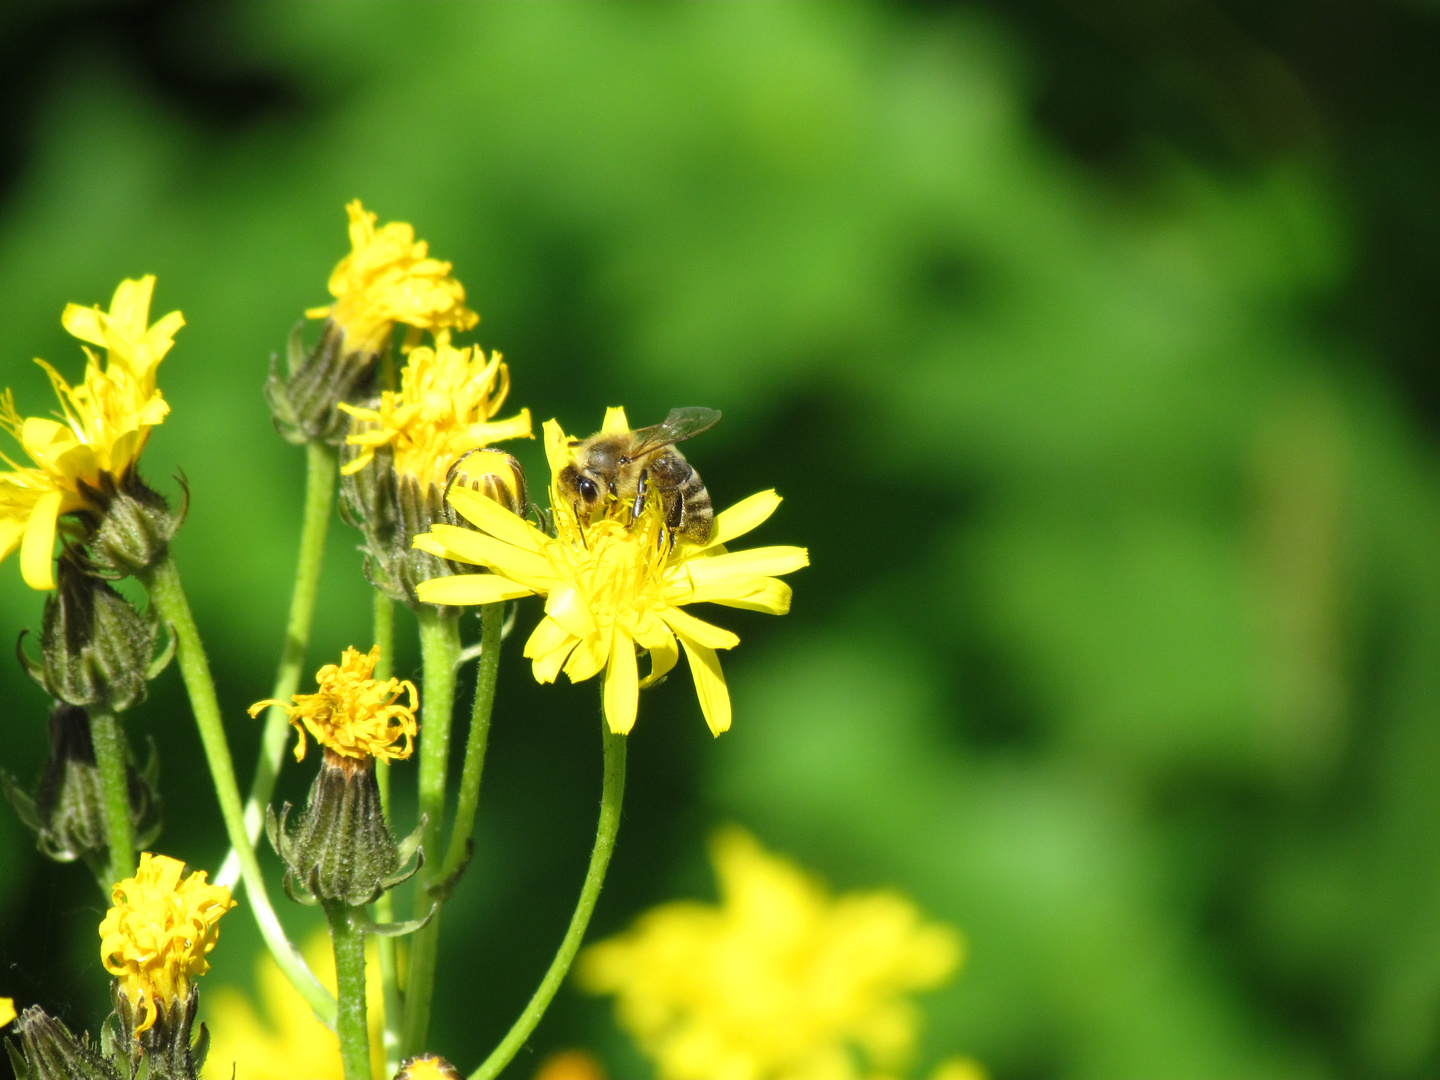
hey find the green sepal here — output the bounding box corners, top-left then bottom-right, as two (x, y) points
(8, 1005), (119, 1080)
(265, 319), (383, 445)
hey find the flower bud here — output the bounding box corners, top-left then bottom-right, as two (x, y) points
(105, 984), (206, 1080)
(264, 321), (383, 445)
(445, 448), (527, 520)
(21, 557), (162, 712)
(268, 750), (417, 907)
(398, 1053), (465, 1080)
(79, 468), (184, 581)
(5, 1006), (115, 1080)
(2, 701), (159, 869)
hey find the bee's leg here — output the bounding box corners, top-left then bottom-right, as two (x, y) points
(630, 469), (650, 523)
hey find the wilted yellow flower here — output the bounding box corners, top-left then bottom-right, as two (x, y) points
(340, 330), (532, 489)
(0, 276), (179, 590)
(249, 645), (418, 763)
(0, 997), (14, 1029)
(578, 827), (961, 1080)
(307, 199), (477, 357)
(99, 853), (235, 1036)
(202, 930), (383, 1080)
(413, 411), (808, 735)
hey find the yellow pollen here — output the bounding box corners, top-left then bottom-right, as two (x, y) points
(250, 645), (419, 763)
(98, 853), (234, 1036)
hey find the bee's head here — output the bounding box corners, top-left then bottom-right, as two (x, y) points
(557, 462), (606, 511)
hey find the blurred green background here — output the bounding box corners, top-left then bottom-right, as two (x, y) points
(4, 2), (1440, 1078)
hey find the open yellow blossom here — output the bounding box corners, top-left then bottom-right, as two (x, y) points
(413, 410), (808, 735)
(0, 275), (179, 590)
(578, 827), (962, 1080)
(340, 330), (532, 489)
(99, 852), (235, 1036)
(250, 645), (419, 763)
(202, 929), (384, 1080)
(306, 199), (478, 357)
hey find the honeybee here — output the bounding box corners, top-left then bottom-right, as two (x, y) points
(557, 407), (721, 544)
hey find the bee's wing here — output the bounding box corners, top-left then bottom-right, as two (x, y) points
(631, 407), (722, 454)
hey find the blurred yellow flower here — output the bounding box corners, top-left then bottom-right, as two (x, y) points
(0, 276), (179, 590)
(340, 330), (532, 489)
(249, 645), (418, 764)
(202, 929), (384, 1080)
(414, 411), (807, 735)
(308, 199), (478, 357)
(578, 826), (961, 1080)
(99, 853), (235, 1036)
(0, 997), (14, 1029)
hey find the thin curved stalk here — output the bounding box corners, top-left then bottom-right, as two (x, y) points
(144, 555), (337, 1028)
(399, 609), (461, 1058)
(371, 586), (401, 1075)
(217, 440), (337, 890)
(469, 722), (627, 1080)
(89, 709), (134, 884)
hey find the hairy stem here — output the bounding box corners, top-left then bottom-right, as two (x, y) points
(469, 721), (627, 1080)
(89, 709), (134, 884)
(217, 440), (337, 890)
(371, 587), (401, 1074)
(144, 555), (336, 1027)
(442, 603), (504, 881)
(400, 609), (462, 1058)
(326, 900), (373, 1080)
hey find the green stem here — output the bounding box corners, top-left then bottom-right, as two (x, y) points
(89, 709), (134, 884)
(371, 587), (401, 1075)
(326, 900), (373, 1080)
(399, 609), (462, 1059)
(442, 603), (504, 881)
(217, 440), (337, 890)
(144, 555), (337, 1028)
(469, 721), (627, 1080)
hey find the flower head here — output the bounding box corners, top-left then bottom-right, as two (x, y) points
(414, 409), (808, 735)
(579, 827), (962, 1080)
(398, 1055), (465, 1080)
(0, 276), (179, 590)
(308, 200), (478, 357)
(99, 852), (235, 1036)
(0, 998), (14, 1030)
(340, 330), (532, 489)
(250, 645), (418, 763)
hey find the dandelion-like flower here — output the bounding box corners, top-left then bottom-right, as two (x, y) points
(413, 410), (808, 735)
(99, 852), (235, 1036)
(340, 330), (532, 489)
(307, 200), (477, 357)
(250, 645), (418, 764)
(0, 276), (180, 589)
(578, 827), (962, 1080)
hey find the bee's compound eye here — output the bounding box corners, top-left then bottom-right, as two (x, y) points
(578, 477), (599, 503)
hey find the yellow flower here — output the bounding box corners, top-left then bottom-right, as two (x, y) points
(0, 276), (179, 590)
(397, 1054), (465, 1080)
(202, 930), (384, 1080)
(340, 330), (532, 490)
(249, 645), (418, 764)
(0, 997), (14, 1029)
(99, 852), (235, 1036)
(413, 410), (808, 735)
(307, 199), (478, 357)
(578, 827), (962, 1080)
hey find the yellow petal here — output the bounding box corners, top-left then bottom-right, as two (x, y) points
(677, 635), (731, 736)
(60, 304), (106, 347)
(601, 406), (629, 434)
(543, 418), (573, 477)
(0, 996), (14, 1029)
(526, 618), (578, 684)
(565, 630), (611, 683)
(545, 587), (597, 639)
(677, 545), (809, 587)
(700, 490), (783, 550)
(415, 574), (534, 606)
(471, 408), (534, 444)
(446, 485), (547, 554)
(417, 524), (553, 582)
(639, 631), (679, 689)
(603, 631), (639, 734)
(658, 606), (739, 650)
(0, 517), (27, 561)
(695, 577), (793, 615)
(21, 490), (63, 590)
